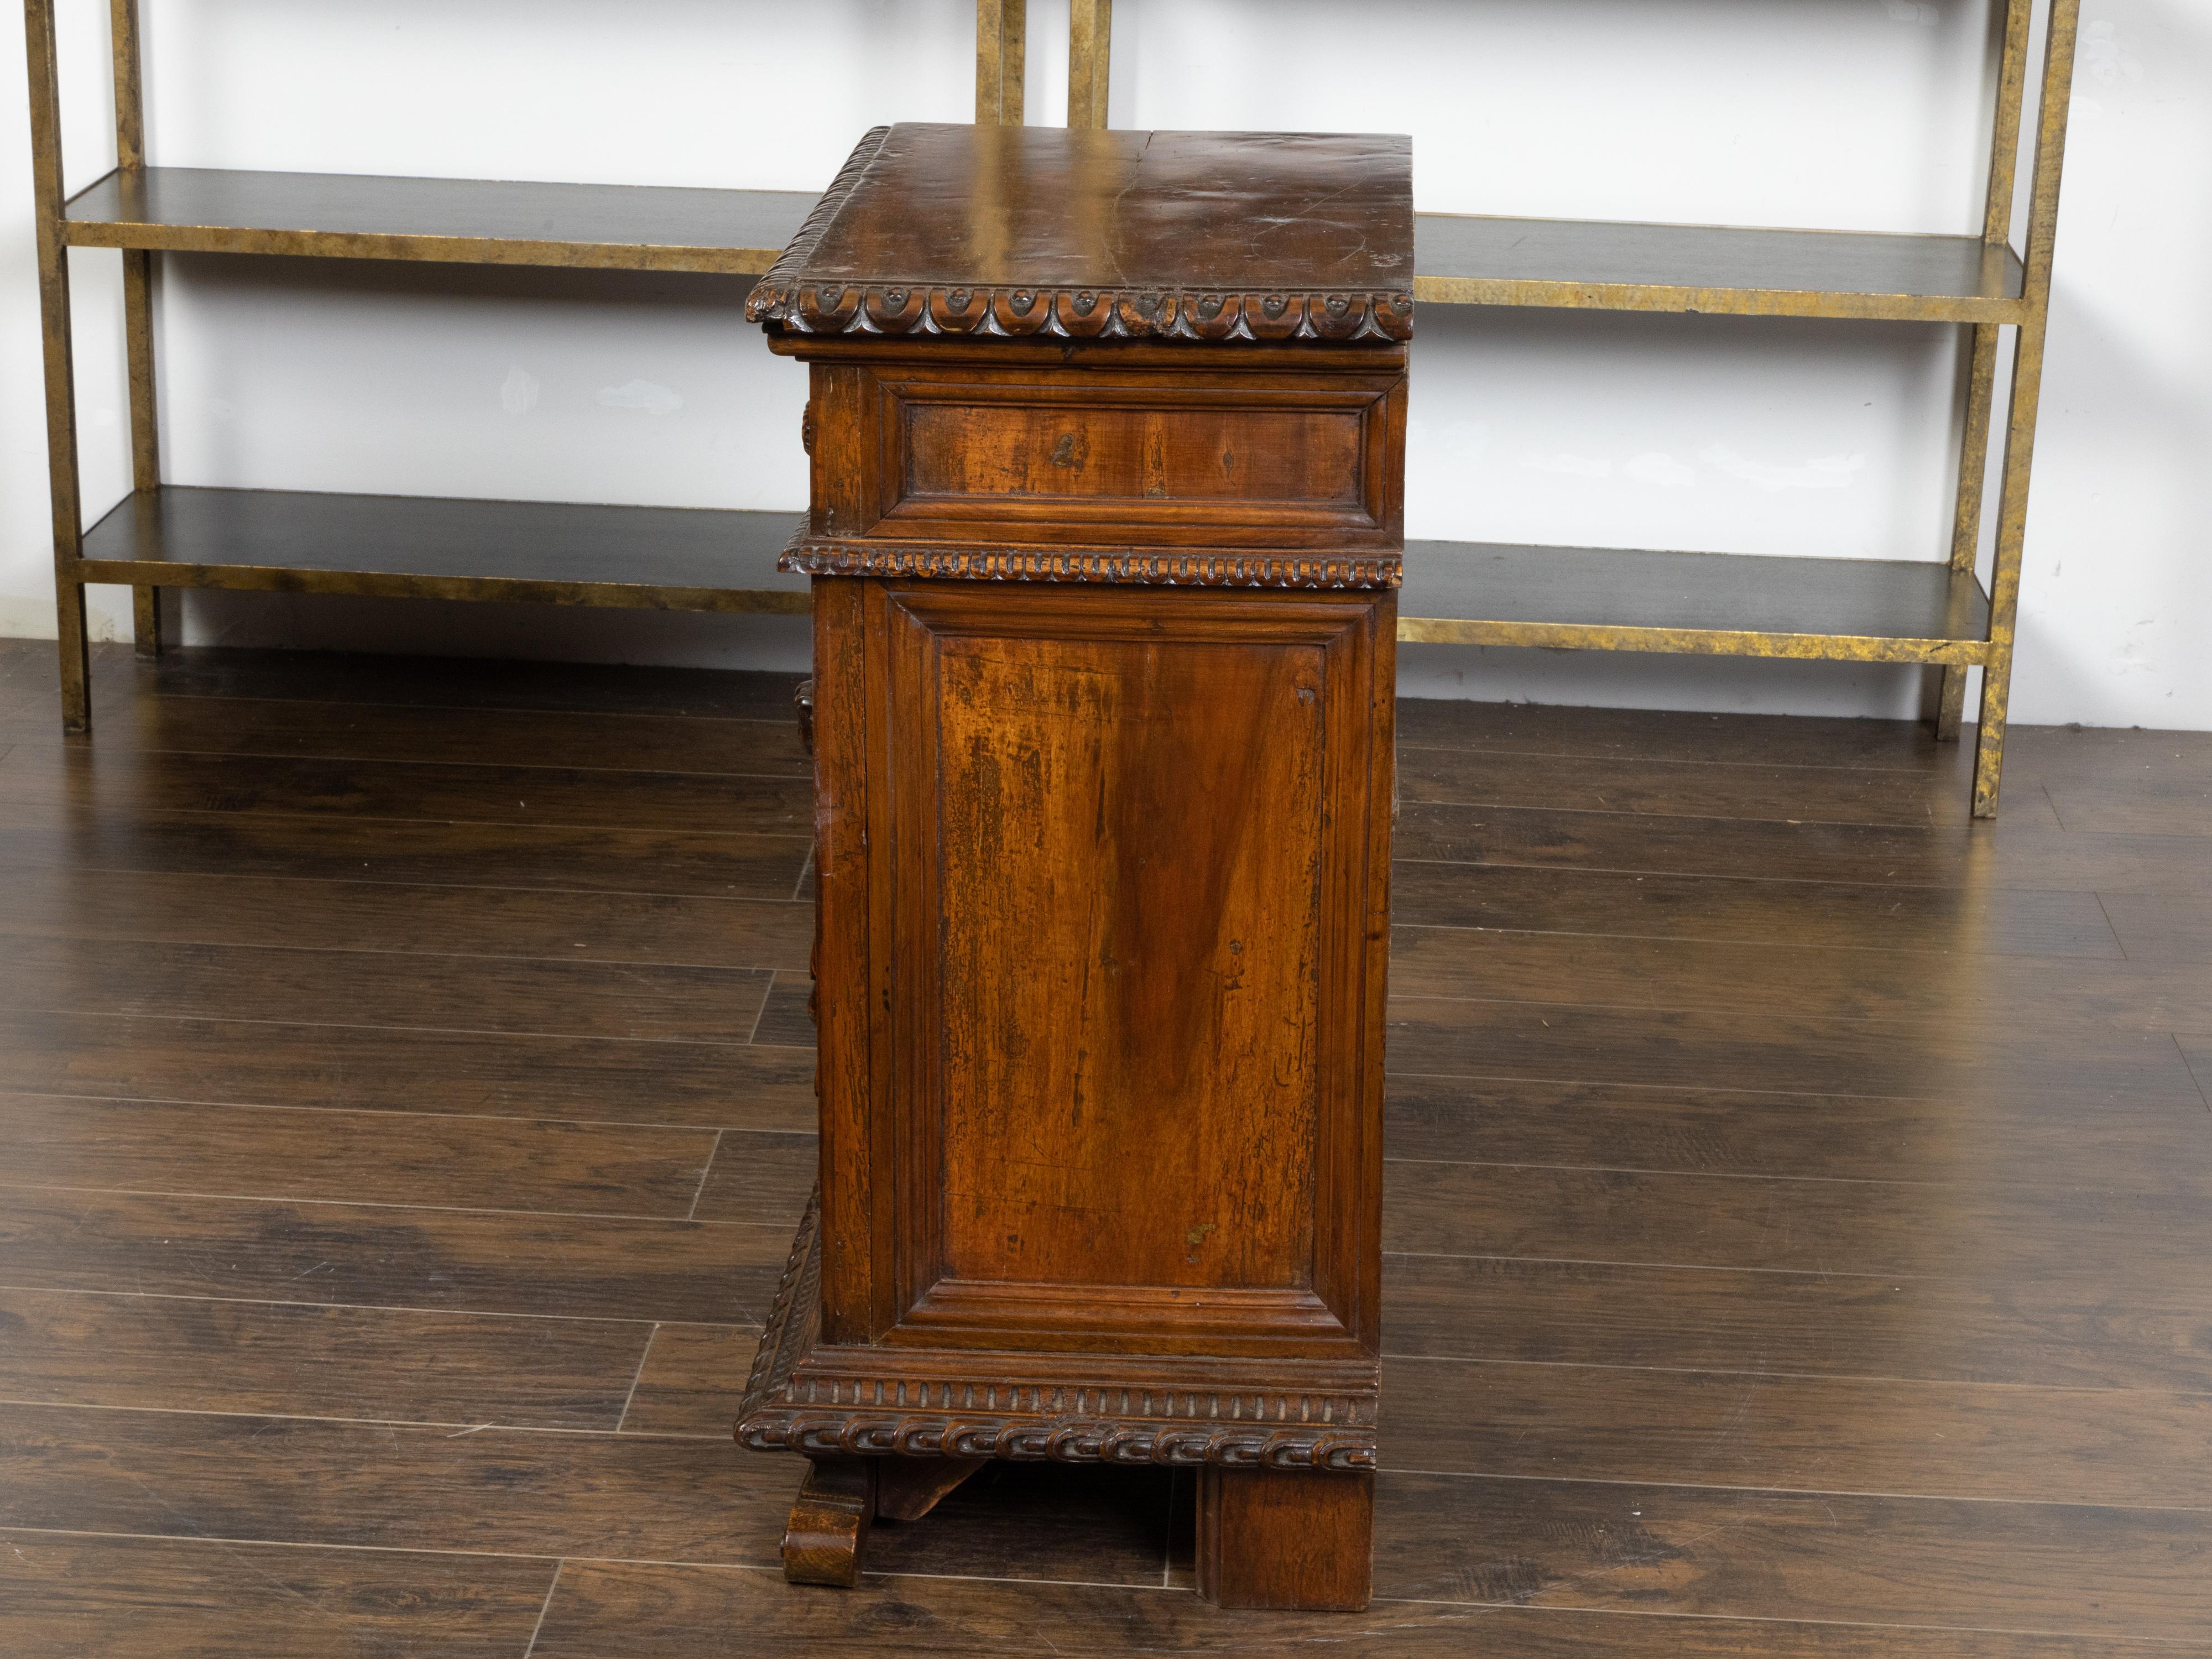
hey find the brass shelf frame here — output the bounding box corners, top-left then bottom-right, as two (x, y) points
(29, 0), (2079, 817)
(1062, 0), (2077, 820)
(25, 0), (1027, 733)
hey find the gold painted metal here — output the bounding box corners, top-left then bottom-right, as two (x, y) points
(1937, 0), (2034, 742)
(34, 0), (2079, 816)
(1395, 619), (1990, 667)
(1059, 0), (2083, 817)
(60, 171), (814, 274)
(1973, 0), (2080, 818)
(1068, 0), (1112, 129)
(25, 0), (90, 733)
(72, 557), (815, 616)
(111, 0), (161, 658)
(27, 4), (999, 731)
(978, 0), (1026, 126)
(1408, 223), (2025, 324)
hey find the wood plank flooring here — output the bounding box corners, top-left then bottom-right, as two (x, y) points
(1, 638), (2208, 1656)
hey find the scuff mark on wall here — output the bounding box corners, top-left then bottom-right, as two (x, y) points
(1627, 453), (1697, 489)
(1698, 442), (1865, 492)
(1521, 451), (1612, 478)
(597, 379), (684, 415)
(2081, 20), (2145, 87)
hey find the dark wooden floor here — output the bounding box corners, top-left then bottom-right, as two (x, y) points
(0, 635), (2208, 1657)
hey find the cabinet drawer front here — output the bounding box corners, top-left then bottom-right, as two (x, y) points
(905, 397), (1363, 513)
(828, 363), (1405, 549)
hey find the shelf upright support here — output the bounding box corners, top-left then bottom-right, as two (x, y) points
(1937, 0), (2035, 743)
(24, 0), (91, 733)
(1973, 0), (2078, 818)
(111, 0), (161, 658)
(1068, 0), (1111, 128)
(977, 0), (1025, 126)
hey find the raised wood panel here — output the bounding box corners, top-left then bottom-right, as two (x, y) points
(931, 629), (1325, 1291)
(860, 583), (1390, 1355)
(889, 382), (1375, 537)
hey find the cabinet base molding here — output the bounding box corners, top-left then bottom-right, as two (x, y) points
(737, 1190), (1379, 1474)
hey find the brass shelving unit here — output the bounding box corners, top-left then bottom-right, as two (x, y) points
(31, 0), (2078, 817)
(25, 0), (1028, 733)
(1063, 0), (2077, 819)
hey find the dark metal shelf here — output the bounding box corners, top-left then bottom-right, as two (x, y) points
(1397, 541), (1991, 663)
(1413, 212), (2024, 322)
(62, 166), (819, 274)
(75, 487), (811, 613)
(61, 168), (2025, 324)
(74, 492), (1991, 662)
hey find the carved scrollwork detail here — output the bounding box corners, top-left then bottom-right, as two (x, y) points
(735, 1187), (1379, 1472)
(776, 534), (1401, 591)
(742, 1407), (1376, 1471)
(753, 280), (1411, 343)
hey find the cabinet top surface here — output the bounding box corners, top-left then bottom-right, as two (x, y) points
(747, 124), (1414, 343)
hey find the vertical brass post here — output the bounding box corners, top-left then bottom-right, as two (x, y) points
(976, 0), (1025, 126)
(25, 0), (91, 732)
(1937, 0), (2034, 741)
(112, 0), (162, 657)
(1973, 0), (2080, 818)
(1068, 0), (1111, 129)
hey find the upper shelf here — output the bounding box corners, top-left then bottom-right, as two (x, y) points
(62, 166), (820, 274)
(1413, 213), (2025, 322)
(61, 167), (2028, 322)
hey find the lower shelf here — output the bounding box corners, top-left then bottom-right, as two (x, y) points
(73, 494), (1993, 665)
(75, 486), (812, 613)
(1397, 541), (1991, 664)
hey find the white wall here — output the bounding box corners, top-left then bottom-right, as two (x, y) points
(0, 0), (2201, 727)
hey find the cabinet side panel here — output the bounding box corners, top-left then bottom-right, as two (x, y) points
(927, 627), (1327, 1292)
(811, 576), (875, 1343)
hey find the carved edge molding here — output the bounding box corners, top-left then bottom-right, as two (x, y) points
(734, 1187), (1378, 1472)
(753, 281), (1414, 345)
(737, 1181), (823, 1426)
(743, 127), (1413, 343)
(740, 1408), (1376, 1473)
(778, 534), (1404, 591)
(745, 126), (890, 328)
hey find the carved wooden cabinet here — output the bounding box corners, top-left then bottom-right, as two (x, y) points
(735, 122), (1411, 1611)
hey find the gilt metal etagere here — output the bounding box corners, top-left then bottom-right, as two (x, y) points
(24, 0), (1028, 732)
(1063, 0), (2077, 819)
(29, 0), (2076, 817)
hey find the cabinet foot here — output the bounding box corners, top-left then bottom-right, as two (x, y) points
(781, 1457), (874, 1587)
(876, 1456), (984, 1522)
(1196, 1466), (1373, 1611)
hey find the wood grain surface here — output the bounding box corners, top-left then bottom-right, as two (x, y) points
(0, 638), (2206, 1653)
